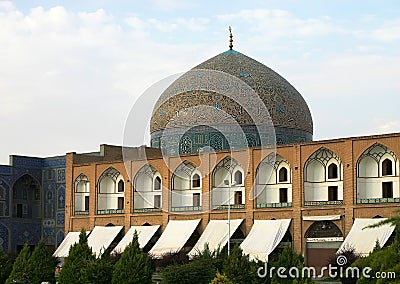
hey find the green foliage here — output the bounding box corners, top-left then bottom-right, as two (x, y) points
(152, 250), (190, 270)
(354, 214), (400, 283)
(191, 243), (226, 273)
(267, 247), (314, 284)
(0, 246), (12, 283)
(372, 239), (381, 253)
(222, 245), (257, 284)
(59, 229), (95, 284)
(112, 231), (152, 284)
(81, 256), (114, 284)
(162, 258), (216, 284)
(28, 239), (56, 284)
(210, 272), (233, 284)
(6, 243), (31, 284)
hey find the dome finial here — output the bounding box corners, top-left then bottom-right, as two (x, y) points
(229, 26), (233, 50)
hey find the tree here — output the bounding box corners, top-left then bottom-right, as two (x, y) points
(6, 243), (31, 284)
(82, 257), (114, 284)
(59, 229), (95, 284)
(269, 246), (314, 284)
(28, 239), (56, 284)
(352, 215), (400, 284)
(222, 245), (257, 284)
(0, 246), (12, 283)
(162, 258), (216, 284)
(112, 231), (152, 284)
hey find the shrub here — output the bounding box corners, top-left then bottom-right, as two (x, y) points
(28, 239), (56, 284)
(162, 259), (216, 284)
(0, 246), (12, 283)
(6, 243), (31, 284)
(112, 231), (152, 284)
(59, 229), (95, 284)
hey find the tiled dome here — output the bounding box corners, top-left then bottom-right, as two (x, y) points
(150, 49), (313, 154)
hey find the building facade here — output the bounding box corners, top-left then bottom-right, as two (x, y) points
(65, 133), (400, 267)
(0, 155), (66, 254)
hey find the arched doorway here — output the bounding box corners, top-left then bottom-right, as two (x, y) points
(305, 221), (343, 272)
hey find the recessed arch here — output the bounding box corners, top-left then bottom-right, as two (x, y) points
(74, 174), (90, 214)
(212, 157), (245, 209)
(305, 221), (343, 238)
(255, 153), (292, 207)
(356, 143), (399, 203)
(304, 147), (342, 182)
(172, 161), (199, 190)
(171, 161), (202, 211)
(133, 164), (162, 212)
(12, 174), (41, 219)
(212, 156), (242, 187)
(97, 167), (124, 214)
(304, 148), (343, 206)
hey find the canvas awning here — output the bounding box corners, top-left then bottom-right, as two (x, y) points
(188, 219), (243, 257)
(303, 215), (341, 221)
(149, 219), (201, 257)
(338, 218), (395, 256)
(112, 225), (160, 254)
(53, 231), (90, 258)
(87, 226), (124, 257)
(53, 232), (83, 258)
(240, 219), (291, 262)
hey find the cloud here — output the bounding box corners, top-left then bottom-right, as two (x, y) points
(0, 4), (213, 164)
(218, 9), (340, 38)
(0, 0), (14, 11)
(370, 18), (400, 42)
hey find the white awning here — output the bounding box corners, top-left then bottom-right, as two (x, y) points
(188, 219), (243, 257)
(240, 219), (291, 262)
(53, 231), (90, 258)
(149, 219), (201, 258)
(303, 215), (341, 221)
(338, 218), (395, 256)
(112, 225), (160, 254)
(88, 226), (124, 257)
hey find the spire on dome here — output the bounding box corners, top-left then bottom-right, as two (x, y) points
(229, 26), (233, 50)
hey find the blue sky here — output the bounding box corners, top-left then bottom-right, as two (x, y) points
(0, 1), (399, 164)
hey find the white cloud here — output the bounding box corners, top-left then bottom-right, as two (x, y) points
(0, 0), (14, 11)
(370, 18), (400, 42)
(218, 9), (340, 38)
(0, 5), (213, 164)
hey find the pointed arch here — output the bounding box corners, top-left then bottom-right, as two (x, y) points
(171, 161), (202, 211)
(305, 221), (343, 238)
(12, 174), (41, 219)
(212, 157), (245, 209)
(304, 148), (343, 206)
(212, 157), (242, 187)
(97, 167), (124, 214)
(356, 143), (399, 203)
(304, 147), (342, 182)
(256, 153), (292, 207)
(133, 164), (162, 212)
(74, 174), (90, 214)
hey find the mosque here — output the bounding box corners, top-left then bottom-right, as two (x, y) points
(1, 31), (399, 270)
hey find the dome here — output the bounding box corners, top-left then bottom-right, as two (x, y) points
(150, 49), (313, 155)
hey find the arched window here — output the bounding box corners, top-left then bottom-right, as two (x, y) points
(278, 167), (288, 182)
(118, 180), (124, 192)
(192, 174), (200, 188)
(305, 221), (343, 238)
(328, 163), (338, 179)
(154, 176), (161, 190)
(234, 171), (243, 185)
(382, 159), (393, 176)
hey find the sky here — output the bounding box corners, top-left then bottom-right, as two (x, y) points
(0, 0), (399, 164)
